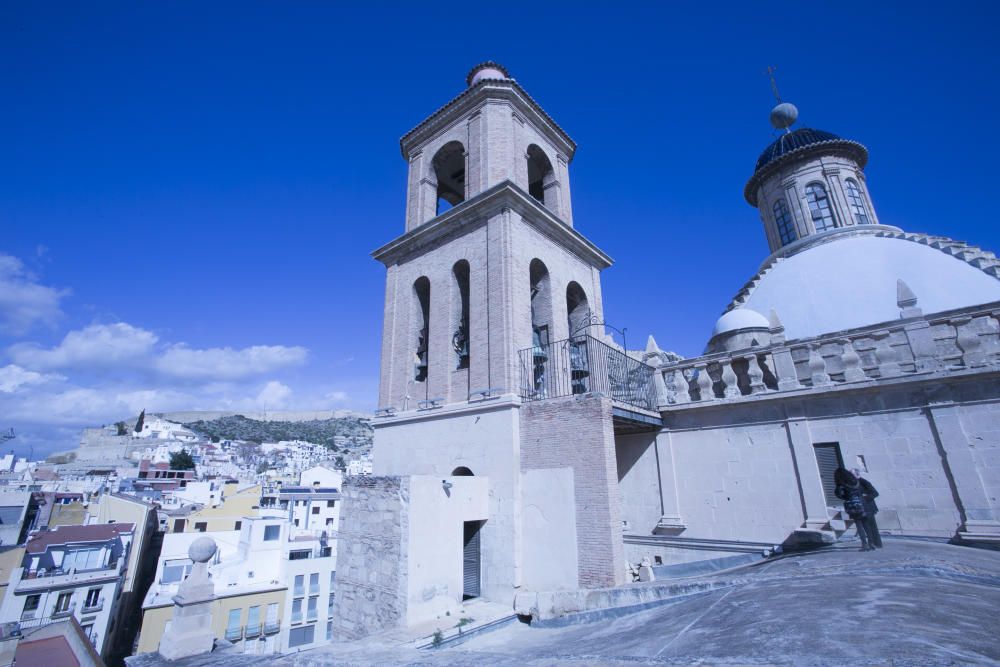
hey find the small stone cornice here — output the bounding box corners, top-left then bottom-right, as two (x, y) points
(371, 181), (611, 269)
(399, 79), (576, 161)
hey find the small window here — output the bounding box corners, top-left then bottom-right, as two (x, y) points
(309, 572), (319, 594)
(325, 518), (334, 526)
(773, 199), (797, 246)
(85, 588), (101, 609)
(307, 595), (318, 622)
(291, 598), (303, 624)
(234, 521), (242, 531)
(23, 594), (40, 615)
(162, 558), (192, 583)
(326, 500), (335, 508)
(294, 574), (304, 596)
(805, 182), (837, 232)
(194, 522), (207, 532)
(55, 592), (72, 613)
(263, 525), (280, 541)
(326, 620), (333, 641)
(312, 506), (320, 515)
(288, 624), (314, 647)
(845, 179), (870, 225)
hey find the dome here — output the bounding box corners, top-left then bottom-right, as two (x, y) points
(754, 128), (845, 172)
(732, 234), (1000, 341)
(712, 308), (770, 337)
(466, 61), (511, 87)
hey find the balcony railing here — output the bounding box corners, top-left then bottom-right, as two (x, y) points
(244, 623), (262, 639)
(519, 335), (657, 411)
(224, 626), (243, 642)
(264, 620), (280, 635)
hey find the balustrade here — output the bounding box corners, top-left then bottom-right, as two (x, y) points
(656, 303), (1000, 406)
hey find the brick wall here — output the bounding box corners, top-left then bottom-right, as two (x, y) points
(520, 394), (625, 588)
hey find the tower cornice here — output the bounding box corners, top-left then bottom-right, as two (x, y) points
(371, 180), (610, 269)
(399, 79), (576, 161)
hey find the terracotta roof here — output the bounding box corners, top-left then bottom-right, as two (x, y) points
(15, 636), (80, 667)
(26, 523), (134, 553)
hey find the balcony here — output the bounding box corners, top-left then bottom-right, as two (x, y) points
(519, 335), (657, 411)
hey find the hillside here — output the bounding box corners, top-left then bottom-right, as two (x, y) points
(183, 414), (373, 454)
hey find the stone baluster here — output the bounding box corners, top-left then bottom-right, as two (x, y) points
(695, 363), (714, 401)
(770, 345), (801, 391)
(745, 354), (767, 394)
(839, 338), (868, 382)
(873, 330), (901, 377)
(669, 368), (690, 404)
(954, 316), (987, 368)
(720, 359), (741, 398)
(808, 345), (832, 387)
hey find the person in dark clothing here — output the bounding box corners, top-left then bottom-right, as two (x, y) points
(834, 467), (873, 551)
(852, 468), (883, 548)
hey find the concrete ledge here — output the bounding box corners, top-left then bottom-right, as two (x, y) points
(514, 578), (736, 623)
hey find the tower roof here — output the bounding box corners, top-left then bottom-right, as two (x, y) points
(744, 126), (869, 206)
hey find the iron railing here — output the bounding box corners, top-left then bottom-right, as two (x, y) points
(518, 335), (657, 411)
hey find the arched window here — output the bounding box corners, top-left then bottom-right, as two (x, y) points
(452, 261), (470, 370)
(529, 260), (552, 395)
(452, 467), (474, 476)
(773, 199), (797, 246)
(566, 282), (590, 338)
(413, 277), (431, 382)
(526, 145), (556, 209)
(805, 182), (837, 232)
(844, 179), (871, 225)
(432, 142), (465, 215)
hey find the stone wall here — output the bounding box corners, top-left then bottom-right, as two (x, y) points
(332, 476), (409, 640)
(521, 393), (625, 588)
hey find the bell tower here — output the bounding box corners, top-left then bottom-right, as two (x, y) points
(373, 62), (611, 412)
(352, 64), (625, 628)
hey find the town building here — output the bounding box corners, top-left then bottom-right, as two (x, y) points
(0, 523), (135, 660)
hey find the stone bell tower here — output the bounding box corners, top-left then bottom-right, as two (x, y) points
(333, 63), (628, 639)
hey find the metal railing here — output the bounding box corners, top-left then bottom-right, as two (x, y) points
(264, 620), (280, 635)
(519, 335), (657, 411)
(225, 626), (243, 641)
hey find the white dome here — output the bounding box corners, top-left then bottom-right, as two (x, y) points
(712, 308), (770, 337)
(738, 235), (1000, 340)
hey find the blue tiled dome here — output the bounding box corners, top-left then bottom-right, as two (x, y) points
(754, 128), (842, 172)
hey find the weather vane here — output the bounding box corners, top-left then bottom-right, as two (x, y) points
(765, 65), (782, 103)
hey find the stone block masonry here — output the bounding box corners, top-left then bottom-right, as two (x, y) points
(332, 476), (409, 640)
(521, 393), (626, 588)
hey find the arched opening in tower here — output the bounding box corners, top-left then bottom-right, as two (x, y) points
(432, 141), (466, 215)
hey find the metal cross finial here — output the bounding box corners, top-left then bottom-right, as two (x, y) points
(766, 65), (782, 103)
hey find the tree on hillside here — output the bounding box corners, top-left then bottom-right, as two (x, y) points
(170, 449), (196, 470)
(134, 409), (146, 434)
(115, 422), (129, 436)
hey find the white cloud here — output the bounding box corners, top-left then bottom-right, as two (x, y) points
(9, 323), (307, 381)
(156, 344), (308, 380)
(9, 323), (158, 370)
(0, 253), (69, 335)
(256, 381), (292, 409)
(0, 364), (63, 393)
(324, 390), (350, 403)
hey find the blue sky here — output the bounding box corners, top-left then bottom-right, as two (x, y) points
(3, 2), (999, 457)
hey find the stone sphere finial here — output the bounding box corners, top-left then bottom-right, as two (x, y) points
(466, 61), (511, 87)
(769, 102), (799, 130)
(188, 536), (217, 563)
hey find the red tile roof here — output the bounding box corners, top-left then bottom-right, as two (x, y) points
(15, 636), (80, 667)
(26, 523), (134, 554)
